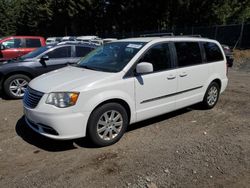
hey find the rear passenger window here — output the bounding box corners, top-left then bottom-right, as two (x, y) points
(139, 43), (171, 72)
(204, 42), (224, 62)
(75, 46), (93, 57)
(175, 42), (202, 67)
(46, 46), (71, 58)
(25, 39), (41, 48)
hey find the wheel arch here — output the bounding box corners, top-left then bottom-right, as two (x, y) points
(2, 71), (34, 85)
(88, 98), (131, 125)
(211, 78), (222, 91)
(205, 74), (222, 92)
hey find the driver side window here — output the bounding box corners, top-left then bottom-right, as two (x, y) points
(46, 46), (71, 59)
(138, 43), (171, 72)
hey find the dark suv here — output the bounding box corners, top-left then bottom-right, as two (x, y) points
(0, 43), (97, 99)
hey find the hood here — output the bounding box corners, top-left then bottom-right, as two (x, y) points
(29, 66), (115, 93)
(0, 60), (8, 65)
(0, 58), (34, 65)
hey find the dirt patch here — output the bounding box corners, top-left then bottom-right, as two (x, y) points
(0, 67), (249, 187)
(233, 49), (250, 70)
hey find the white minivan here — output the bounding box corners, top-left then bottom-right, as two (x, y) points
(23, 37), (228, 146)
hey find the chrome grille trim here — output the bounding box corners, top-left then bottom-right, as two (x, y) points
(23, 87), (44, 109)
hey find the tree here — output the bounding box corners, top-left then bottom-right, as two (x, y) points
(0, 0), (249, 37)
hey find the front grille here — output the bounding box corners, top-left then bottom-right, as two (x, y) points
(23, 86), (44, 109)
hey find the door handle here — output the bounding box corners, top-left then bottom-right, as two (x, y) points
(179, 72), (188, 77)
(167, 75), (176, 80)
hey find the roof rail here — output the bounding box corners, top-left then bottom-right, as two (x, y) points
(139, 33), (203, 38)
(140, 32), (174, 37)
(179, 34), (202, 37)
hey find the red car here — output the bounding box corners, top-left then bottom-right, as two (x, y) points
(0, 36), (46, 61)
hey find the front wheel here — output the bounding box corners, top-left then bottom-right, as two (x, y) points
(87, 103), (128, 147)
(201, 82), (220, 109)
(3, 74), (30, 99)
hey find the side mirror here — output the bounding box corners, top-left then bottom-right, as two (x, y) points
(39, 55), (49, 67)
(0, 44), (5, 50)
(136, 62), (153, 74)
(40, 55), (49, 61)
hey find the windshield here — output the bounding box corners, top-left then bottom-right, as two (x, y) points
(78, 42), (146, 72)
(21, 46), (51, 59)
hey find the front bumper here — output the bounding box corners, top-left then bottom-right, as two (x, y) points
(23, 105), (90, 140)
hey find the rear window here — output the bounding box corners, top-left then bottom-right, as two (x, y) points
(203, 42), (224, 62)
(25, 39), (41, 48)
(175, 42), (202, 67)
(75, 46), (93, 57)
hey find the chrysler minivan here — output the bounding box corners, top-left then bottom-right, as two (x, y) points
(23, 37), (228, 146)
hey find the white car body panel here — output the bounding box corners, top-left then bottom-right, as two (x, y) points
(134, 69), (177, 121)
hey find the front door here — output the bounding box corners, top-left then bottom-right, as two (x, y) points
(42, 45), (73, 72)
(134, 43), (178, 121)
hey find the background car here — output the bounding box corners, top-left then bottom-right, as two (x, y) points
(0, 36), (46, 61)
(46, 37), (62, 45)
(76, 36), (103, 46)
(221, 44), (234, 67)
(0, 42), (97, 99)
(61, 36), (76, 42)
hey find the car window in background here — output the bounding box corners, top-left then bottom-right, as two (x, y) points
(175, 42), (202, 67)
(78, 42), (146, 72)
(46, 46), (71, 58)
(204, 42), (224, 62)
(2, 39), (22, 49)
(139, 43), (171, 72)
(25, 39), (41, 48)
(21, 46), (50, 59)
(75, 46), (93, 57)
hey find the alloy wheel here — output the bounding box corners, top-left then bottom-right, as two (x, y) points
(97, 110), (123, 141)
(207, 86), (218, 106)
(9, 78), (28, 97)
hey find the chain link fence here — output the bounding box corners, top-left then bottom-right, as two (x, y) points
(105, 23), (250, 49)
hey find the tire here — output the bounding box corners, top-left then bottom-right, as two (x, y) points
(201, 82), (220, 109)
(87, 103), (128, 147)
(3, 74), (30, 99)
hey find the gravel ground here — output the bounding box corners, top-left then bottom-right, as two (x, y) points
(0, 67), (249, 188)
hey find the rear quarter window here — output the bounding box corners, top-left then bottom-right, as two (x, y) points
(25, 39), (41, 48)
(203, 42), (224, 62)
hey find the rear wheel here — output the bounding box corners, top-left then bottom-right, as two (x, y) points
(3, 74), (30, 99)
(201, 82), (220, 109)
(87, 103), (128, 147)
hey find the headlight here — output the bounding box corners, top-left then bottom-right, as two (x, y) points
(46, 92), (79, 108)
